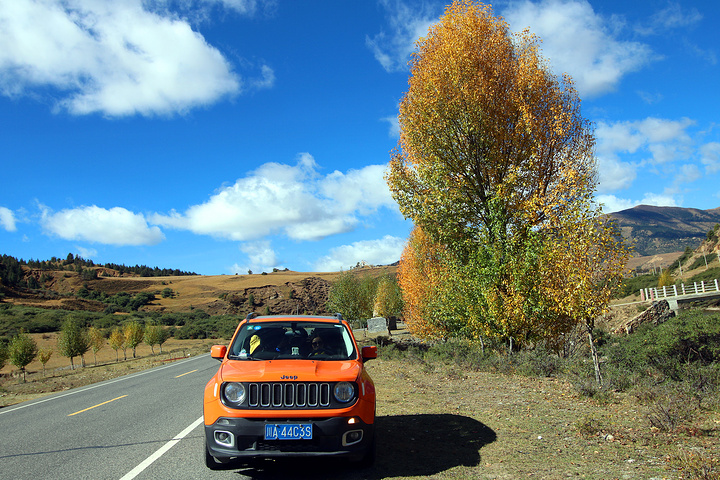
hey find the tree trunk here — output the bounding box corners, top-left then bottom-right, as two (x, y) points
(587, 326), (603, 385)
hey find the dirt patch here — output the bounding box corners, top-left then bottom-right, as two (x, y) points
(626, 251), (683, 272)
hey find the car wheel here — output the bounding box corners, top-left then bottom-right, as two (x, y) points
(204, 439), (231, 470)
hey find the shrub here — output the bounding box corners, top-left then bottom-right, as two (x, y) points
(646, 389), (695, 432)
(513, 345), (564, 377)
(603, 310), (720, 383)
(616, 273), (659, 298)
(687, 266), (720, 284)
(673, 449), (720, 480)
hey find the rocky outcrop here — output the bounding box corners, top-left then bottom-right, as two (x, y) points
(213, 277), (332, 316)
(614, 300), (675, 335)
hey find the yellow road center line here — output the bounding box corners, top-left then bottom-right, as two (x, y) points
(175, 369), (198, 378)
(68, 395), (128, 416)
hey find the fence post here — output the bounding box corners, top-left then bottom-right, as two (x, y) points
(682, 283), (686, 295)
(715, 279), (719, 292)
(673, 284), (678, 297)
(640, 289), (645, 301)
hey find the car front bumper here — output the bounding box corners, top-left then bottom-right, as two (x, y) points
(205, 415), (374, 461)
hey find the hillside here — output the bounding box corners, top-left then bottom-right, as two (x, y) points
(608, 204), (720, 256)
(2, 265), (397, 316)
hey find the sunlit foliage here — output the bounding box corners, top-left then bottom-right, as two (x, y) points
(388, 0), (629, 363)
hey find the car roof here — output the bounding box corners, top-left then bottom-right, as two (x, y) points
(243, 314), (344, 324)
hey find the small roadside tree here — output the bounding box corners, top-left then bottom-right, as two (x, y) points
(144, 323), (169, 354)
(124, 321), (144, 358)
(538, 208), (630, 384)
(57, 317), (90, 370)
(327, 271), (376, 325)
(9, 330), (38, 382)
(87, 326), (105, 366)
(38, 347), (53, 377)
(108, 327), (125, 362)
(372, 274), (404, 320)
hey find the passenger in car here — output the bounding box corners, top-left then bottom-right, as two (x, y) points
(309, 335), (328, 357)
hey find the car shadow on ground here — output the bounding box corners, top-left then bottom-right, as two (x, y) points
(228, 413), (496, 479)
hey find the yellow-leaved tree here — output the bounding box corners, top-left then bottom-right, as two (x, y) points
(387, 0), (629, 378)
(397, 226), (450, 339)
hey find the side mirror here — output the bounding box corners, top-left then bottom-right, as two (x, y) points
(361, 345), (377, 362)
(210, 345), (227, 360)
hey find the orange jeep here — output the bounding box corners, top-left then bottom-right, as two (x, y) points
(203, 313), (377, 469)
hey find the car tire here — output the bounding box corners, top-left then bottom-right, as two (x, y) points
(204, 439), (231, 470)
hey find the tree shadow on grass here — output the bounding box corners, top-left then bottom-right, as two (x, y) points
(230, 414), (496, 479)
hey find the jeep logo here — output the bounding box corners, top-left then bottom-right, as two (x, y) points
(280, 375), (298, 380)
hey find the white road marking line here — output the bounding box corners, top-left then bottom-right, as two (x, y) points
(119, 416), (204, 480)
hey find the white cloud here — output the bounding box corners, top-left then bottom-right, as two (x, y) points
(313, 235), (406, 272)
(595, 117), (697, 192)
(644, 3), (702, 33)
(595, 155), (637, 192)
(503, 0), (656, 97)
(366, 0), (438, 72)
(203, 0), (264, 15)
(674, 164), (702, 185)
(596, 193), (678, 214)
(40, 205), (164, 245)
(0, 207), (17, 232)
(320, 165), (395, 216)
(152, 154), (398, 242)
(0, 0), (248, 117)
(75, 246), (98, 260)
(370, 0), (655, 97)
(382, 115), (400, 138)
(701, 142), (720, 174)
(232, 240), (278, 273)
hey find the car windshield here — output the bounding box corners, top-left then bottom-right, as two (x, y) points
(227, 321), (357, 361)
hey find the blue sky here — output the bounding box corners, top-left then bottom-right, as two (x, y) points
(0, 0), (718, 275)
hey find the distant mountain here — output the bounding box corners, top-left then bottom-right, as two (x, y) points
(607, 205), (720, 256)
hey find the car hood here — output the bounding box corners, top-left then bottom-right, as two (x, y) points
(219, 359), (362, 383)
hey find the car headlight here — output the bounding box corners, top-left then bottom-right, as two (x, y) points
(334, 382), (355, 403)
(223, 382), (246, 405)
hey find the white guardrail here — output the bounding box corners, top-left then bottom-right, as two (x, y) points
(640, 279), (720, 302)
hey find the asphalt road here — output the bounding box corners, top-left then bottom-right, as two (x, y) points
(0, 354), (237, 480)
(0, 354), (377, 480)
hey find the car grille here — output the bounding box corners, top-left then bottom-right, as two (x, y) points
(248, 382), (331, 408)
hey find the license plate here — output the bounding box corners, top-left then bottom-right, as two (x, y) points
(264, 423), (312, 440)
